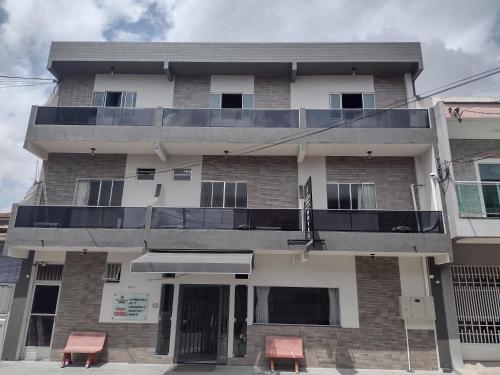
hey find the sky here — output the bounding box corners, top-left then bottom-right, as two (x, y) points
(0, 0), (499, 211)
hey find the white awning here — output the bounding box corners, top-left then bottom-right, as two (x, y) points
(130, 251), (253, 274)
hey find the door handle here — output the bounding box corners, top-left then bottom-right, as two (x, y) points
(210, 314), (214, 327)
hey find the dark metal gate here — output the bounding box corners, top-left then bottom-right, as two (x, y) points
(175, 285), (229, 364)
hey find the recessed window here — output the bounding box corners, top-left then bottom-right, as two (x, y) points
(330, 93), (375, 109)
(254, 287), (339, 326)
(36, 264), (64, 281)
(173, 168), (192, 181)
(209, 93), (254, 109)
(103, 263), (121, 282)
(200, 181), (247, 208)
(92, 91), (137, 108)
(74, 179), (124, 206)
(137, 168), (155, 180)
(327, 183), (376, 209)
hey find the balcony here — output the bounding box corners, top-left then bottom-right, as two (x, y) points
(456, 181), (500, 218)
(163, 108), (299, 128)
(14, 206), (146, 229)
(35, 106), (156, 126)
(151, 207), (301, 230)
(313, 210), (444, 233)
(305, 108), (430, 129)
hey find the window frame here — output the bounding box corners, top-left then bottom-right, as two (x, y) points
(136, 168), (156, 181)
(200, 180), (248, 208)
(474, 159), (500, 216)
(329, 92), (376, 109)
(326, 182), (377, 210)
(73, 178), (125, 207)
(209, 92), (254, 109)
(173, 168), (192, 181)
(92, 91), (137, 108)
(103, 263), (122, 283)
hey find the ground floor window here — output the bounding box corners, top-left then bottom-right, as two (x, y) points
(254, 287), (340, 326)
(156, 284), (174, 355)
(25, 285), (60, 346)
(233, 285), (247, 357)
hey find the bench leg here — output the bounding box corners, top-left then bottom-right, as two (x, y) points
(85, 354), (95, 369)
(61, 352), (72, 368)
(294, 359), (299, 374)
(270, 359), (275, 374)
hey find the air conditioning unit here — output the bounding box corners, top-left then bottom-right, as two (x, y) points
(399, 296), (436, 322)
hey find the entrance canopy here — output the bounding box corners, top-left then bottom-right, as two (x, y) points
(130, 251), (253, 274)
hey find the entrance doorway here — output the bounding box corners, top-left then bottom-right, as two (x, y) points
(175, 285), (229, 364)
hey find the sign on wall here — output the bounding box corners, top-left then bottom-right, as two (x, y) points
(112, 293), (149, 321)
(303, 176), (314, 246)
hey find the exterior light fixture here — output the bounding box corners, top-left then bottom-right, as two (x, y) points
(83, 249), (88, 255)
(90, 147), (96, 158)
(367, 151), (373, 160)
(370, 253), (375, 260)
(448, 107), (463, 123)
(352, 67), (357, 76)
(110, 66), (115, 76)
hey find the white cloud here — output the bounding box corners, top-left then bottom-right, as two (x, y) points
(0, 0), (499, 211)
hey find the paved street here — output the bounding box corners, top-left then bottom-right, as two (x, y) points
(0, 361), (454, 375)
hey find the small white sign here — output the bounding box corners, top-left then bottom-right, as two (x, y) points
(112, 293), (148, 321)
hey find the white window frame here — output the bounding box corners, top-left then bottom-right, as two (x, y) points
(173, 168), (192, 181)
(209, 92), (254, 109)
(326, 182), (377, 210)
(92, 91), (137, 108)
(200, 180), (248, 208)
(329, 92), (376, 109)
(474, 158), (500, 216)
(73, 178), (124, 207)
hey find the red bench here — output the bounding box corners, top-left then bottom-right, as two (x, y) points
(265, 336), (304, 373)
(60, 331), (106, 369)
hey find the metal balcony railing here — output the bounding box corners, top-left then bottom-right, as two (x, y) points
(151, 207), (302, 230)
(313, 209), (444, 233)
(305, 108), (430, 128)
(35, 107), (156, 126)
(14, 206), (146, 229)
(456, 181), (500, 218)
(163, 108), (300, 128)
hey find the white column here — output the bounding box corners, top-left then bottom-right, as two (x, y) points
(168, 283), (180, 357)
(247, 285), (254, 325)
(227, 284), (235, 358)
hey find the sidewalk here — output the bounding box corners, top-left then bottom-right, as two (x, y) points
(0, 361), (448, 375)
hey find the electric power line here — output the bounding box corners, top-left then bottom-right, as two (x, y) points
(0, 75), (57, 82)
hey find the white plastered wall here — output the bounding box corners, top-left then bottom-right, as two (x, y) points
(122, 154), (202, 207)
(297, 156), (327, 209)
(290, 75), (374, 109)
(93, 74), (174, 107)
(210, 75), (254, 93)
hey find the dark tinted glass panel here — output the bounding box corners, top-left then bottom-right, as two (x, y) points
(233, 285), (248, 357)
(221, 94), (242, 108)
(342, 93), (363, 109)
(351, 184), (360, 209)
(156, 284), (174, 355)
(200, 182), (213, 207)
(479, 164), (500, 181)
(110, 181), (124, 206)
(339, 184), (351, 209)
(225, 182), (236, 208)
(25, 316), (54, 346)
(267, 287), (329, 325)
(31, 285), (59, 315)
(98, 180), (112, 206)
(236, 183), (247, 208)
(327, 184), (339, 209)
(88, 180), (100, 206)
(105, 92), (122, 107)
(212, 182), (224, 207)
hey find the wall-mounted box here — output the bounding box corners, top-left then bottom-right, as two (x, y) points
(399, 296), (435, 322)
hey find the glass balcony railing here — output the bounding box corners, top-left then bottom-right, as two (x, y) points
(151, 207), (302, 230)
(456, 181), (500, 218)
(14, 206), (146, 229)
(163, 108), (299, 128)
(305, 108), (430, 128)
(35, 107), (156, 126)
(312, 210), (444, 233)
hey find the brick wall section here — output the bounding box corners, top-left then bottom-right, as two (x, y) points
(449, 139), (500, 180)
(58, 75), (95, 106)
(325, 156), (416, 210)
(173, 75), (210, 108)
(43, 153), (127, 205)
(254, 76), (290, 108)
(50, 252), (166, 364)
(202, 156), (298, 208)
(241, 257), (438, 370)
(374, 75), (407, 108)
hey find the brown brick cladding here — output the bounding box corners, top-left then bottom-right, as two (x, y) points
(240, 257), (438, 370)
(254, 76), (291, 108)
(173, 75), (211, 108)
(449, 139), (500, 180)
(57, 75), (95, 106)
(201, 156), (298, 208)
(374, 75), (407, 108)
(50, 252), (167, 364)
(325, 156), (417, 210)
(43, 153), (127, 205)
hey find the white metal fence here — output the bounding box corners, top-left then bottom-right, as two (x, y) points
(452, 265), (500, 344)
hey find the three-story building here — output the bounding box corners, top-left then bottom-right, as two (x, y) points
(4, 42), (451, 371)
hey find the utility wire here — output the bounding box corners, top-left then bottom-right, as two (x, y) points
(0, 75), (57, 82)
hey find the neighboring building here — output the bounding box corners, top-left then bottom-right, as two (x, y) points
(432, 97), (500, 365)
(4, 42), (452, 370)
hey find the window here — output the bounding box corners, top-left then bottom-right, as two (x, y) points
(209, 93), (254, 109)
(156, 284), (174, 355)
(327, 183), (376, 209)
(137, 168), (155, 181)
(254, 287), (339, 326)
(74, 179), (124, 206)
(92, 91), (137, 108)
(200, 181), (247, 208)
(330, 93), (375, 109)
(36, 264), (64, 281)
(233, 285), (248, 357)
(173, 168), (192, 181)
(103, 263), (121, 282)
(478, 162), (500, 217)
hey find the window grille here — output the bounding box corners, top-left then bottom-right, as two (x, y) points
(36, 264), (64, 281)
(103, 263), (121, 282)
(137, 168), (156, 180)
(451, 265), (500, 344)
(173, 168), (192, 181)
